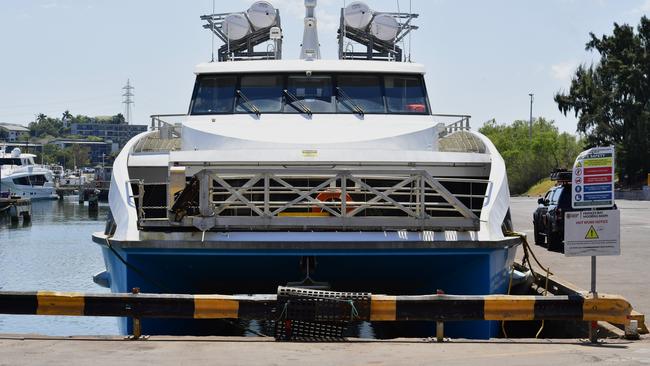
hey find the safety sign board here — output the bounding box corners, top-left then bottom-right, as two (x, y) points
(572, 146), (615, 209)
(564, 210), (620, 257)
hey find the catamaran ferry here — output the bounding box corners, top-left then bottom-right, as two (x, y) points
(92, 0), (520, 339)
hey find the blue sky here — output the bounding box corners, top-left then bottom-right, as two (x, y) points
(0, 0), (648, 132)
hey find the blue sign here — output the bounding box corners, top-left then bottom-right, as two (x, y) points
(584, 184), (612, 193)
(575, 185), (582, 193)
(575, 194), (582, 201)
(584, 192), (613, 201)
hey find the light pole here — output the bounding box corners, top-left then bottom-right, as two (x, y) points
(529, 93), (534, 139)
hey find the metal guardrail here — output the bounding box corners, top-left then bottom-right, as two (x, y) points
(150, 114), (185, 131)
(137, 168), (488, 232)
(0, 287), (633, 341)
(130, 115), (185, 153)
(433, 114), (471, 136)
(149, 114), (184, 138)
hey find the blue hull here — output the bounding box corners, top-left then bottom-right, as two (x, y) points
(101, 244), (517, 339)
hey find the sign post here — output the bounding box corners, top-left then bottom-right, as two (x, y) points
(567, 146), (618, 343)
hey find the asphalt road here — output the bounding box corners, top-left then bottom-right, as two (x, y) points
(509, 197), (650, 318)
(0, 335), (649, 366)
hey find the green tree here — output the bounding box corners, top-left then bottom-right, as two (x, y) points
(479, 118), (584, 194)
(29, 113), (64, 137)
(69, 144), (91, 168)
(61, 110), (72, 121)
(111, 113), (126, 124)
(555, 16), (649, 186)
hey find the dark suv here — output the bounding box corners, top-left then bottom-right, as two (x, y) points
(533, 171), (572, 252)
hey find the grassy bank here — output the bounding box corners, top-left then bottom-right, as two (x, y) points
(525, 178), (555, 197)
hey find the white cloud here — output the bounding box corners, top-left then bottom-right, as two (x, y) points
(550, 60), (579, 83)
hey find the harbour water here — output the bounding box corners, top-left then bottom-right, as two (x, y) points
(0, 198), (118, 335)
(0, 199), (376, 338)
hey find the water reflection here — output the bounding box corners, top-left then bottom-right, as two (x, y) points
(0, 198), (118, 336)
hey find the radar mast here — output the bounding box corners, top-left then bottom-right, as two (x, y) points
(300, 0), (321, 60)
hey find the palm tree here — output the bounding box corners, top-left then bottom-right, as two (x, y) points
(62, 110), (73, 130)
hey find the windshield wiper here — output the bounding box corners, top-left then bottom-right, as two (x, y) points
(236, 90), (261, 116)
(283, 89), (312, 116)
(336, 87), (364, 116)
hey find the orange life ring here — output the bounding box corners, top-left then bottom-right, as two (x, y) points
(312, 191), (354, 213)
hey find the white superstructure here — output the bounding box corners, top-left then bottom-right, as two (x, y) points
(98, 0), (513, 250)
(0, 147), (57, 200)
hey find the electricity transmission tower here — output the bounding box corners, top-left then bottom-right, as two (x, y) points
(122, 79), (134, 124)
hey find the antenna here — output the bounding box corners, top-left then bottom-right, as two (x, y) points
(408, 0), (412, 61)
(300, 0), (321, 60)
(122, 79), (134, 124)
(211, 0), (215, 62)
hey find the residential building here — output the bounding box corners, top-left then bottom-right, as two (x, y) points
(0, 123), (30, 142)
(50, 139), (118, 165)
(70, 121), (147, 147)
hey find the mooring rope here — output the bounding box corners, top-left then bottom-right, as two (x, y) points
(505, 231), (553, 338)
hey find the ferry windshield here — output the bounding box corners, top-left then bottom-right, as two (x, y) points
(285, 75), (333, 113)
(190, 73), (429, 115)
(236, 75), (283, 113)
(191, 75), (237, 114)
(336, 75), (383, 113)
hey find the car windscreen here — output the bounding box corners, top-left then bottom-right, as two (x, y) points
(549, 187), (563, 204)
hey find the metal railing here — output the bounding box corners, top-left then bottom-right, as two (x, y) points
(433, 114), (472, 136)
(150, 114), (184, 138)
(136, 168), (490, 232)
(130, 115), (185, 153)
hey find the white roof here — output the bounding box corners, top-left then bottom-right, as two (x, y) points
(194, 59), (426, 75)
(0, 123), (29, 132)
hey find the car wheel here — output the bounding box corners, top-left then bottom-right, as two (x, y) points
(547, 231), (563, 253)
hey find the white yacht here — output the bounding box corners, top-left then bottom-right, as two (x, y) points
(0, 147), (57, 200)
(92, 1), (520, 339)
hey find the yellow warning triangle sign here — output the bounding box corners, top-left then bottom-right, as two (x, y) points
(585, 225), (599, 239)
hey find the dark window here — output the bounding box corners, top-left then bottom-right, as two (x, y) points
(13, 176), (30, 185)
(191, 75), (237, 114)
(284, 75), (334, 113)
(0, 158), (21, 165)
(30, 174), (48, 186)
(236, 75), (283, 113)
(385, 75), (428, 114)
(336, 75), (384, 113)
(188, 73), (430, 115)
